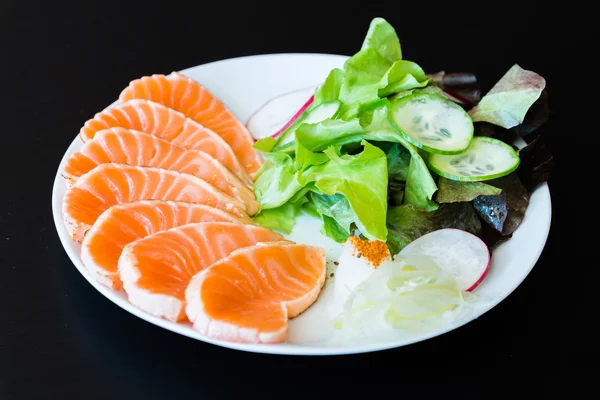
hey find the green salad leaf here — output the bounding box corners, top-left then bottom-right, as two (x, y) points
(253, 193), (307, 234)
(308, 192), (355, 233)
(253, 150), (302, 209)
(307, 192), (354, 243)
(361, 17), (402, 63)
(338, 48), (393, 118)
(321, 215), (351, 243)
(313, 68), (344, 106)
(336, 18), (429, 119)
(295, 140), (329, 171)
(468, 64), (546, 129)
(389, 85), (445, 101)
(377, 60), (430, 98)
(299, 141), (388, 240)
(253, 137), (277, 152)
(295, 115), (400, 152)
(403, 146), (439, 212)
(378, 142), (410, 181)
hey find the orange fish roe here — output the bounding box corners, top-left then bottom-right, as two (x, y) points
(347, 236), (389, 267)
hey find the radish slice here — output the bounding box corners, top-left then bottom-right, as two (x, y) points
(272, 95), (313, 139)
(245, 86), (317, 140)
(398, 229), (490, 291)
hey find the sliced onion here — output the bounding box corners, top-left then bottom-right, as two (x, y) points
(333, 255), (477, 336)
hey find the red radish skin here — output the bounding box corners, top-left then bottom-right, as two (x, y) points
(245, 86), (317, 140)
(465, 257), (490, 292)
(271, 95), (313, 138)
(398, 228), (490, 292)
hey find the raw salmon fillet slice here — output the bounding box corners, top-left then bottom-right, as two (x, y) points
(81, 200), (245, 289)
(118, 222), (286, 322)
(185, 242), (326, 344)
(119, 72), (263, 177)
(79, 99), (252, 187)
(63, 128), (259, 215)
(62, 163), (249, 243)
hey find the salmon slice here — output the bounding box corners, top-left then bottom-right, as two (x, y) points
(119, 72), (263, 177)
(118, 222), (286, 322)
(81, 200), (245, 289)
(79, 99), (253, 187)
(62, 163), (249, 243)
(185, 242), (326, 344)
(63, 128), (259, 215)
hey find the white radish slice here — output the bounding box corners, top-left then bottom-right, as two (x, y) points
(245, 86), (317, 140)
(398, 228), (490, 291)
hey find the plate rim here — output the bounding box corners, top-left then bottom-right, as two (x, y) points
(51, 52), (552, 356)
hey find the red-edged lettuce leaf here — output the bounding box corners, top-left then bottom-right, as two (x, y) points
(510, 89), (550, 142)
(472, 173), (530, 247)
(517, 135), (555, 191)
(468, 64), (546, 129)
(386, 202), (482, 256)
(436, 177), (502, 203)
(427, 71), (481, 106)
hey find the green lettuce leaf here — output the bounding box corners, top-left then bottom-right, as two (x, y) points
(313, 68), (344, 106)
(308, 192), (355, 243)
(388, 85), (445, 101)
(377, 142), (410, 181)
(308, 192), (355, 233)
(338, 55), (429, 119)
(386, 203), (482, 256)
(294, 140), (329, 171)
(253, 151), (302, 209)
(361, 17), (402, 62)
(295, 106), (438, 212)
(339, 48), (393, 117)
(404, 148), (439, 211)
(337, 18), (410, 119)
(321, 215), (351, 243)
(436, 177), (502, 203)
(299, 141), (388, 240)
(377, 60), (430, 97)
(295, 116), (400, 152)
(253, 192), (308, 234)
(468, 64), (546, 129)
(253, 137), (277, 152)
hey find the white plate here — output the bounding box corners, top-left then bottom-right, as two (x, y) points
(52, 53), (552, 355)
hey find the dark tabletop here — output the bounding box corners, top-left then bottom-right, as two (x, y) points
(0, 1), (588, 398)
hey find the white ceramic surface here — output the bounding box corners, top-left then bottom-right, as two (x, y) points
(52, 53), (551, 355)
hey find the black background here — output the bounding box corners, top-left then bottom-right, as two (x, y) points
(0, 1), (589, 398)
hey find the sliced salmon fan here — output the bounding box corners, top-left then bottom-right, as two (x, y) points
(63, 163), (250, 243)
(185, 242), (326, 344)
(118, 222), (286, 322)
(63, 128), (259, 215)
(79, 99), (253, 187)
(81, 200), (246, 289)
(119, 72), (263, 177)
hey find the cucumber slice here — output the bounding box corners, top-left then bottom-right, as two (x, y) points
(272, 100), (341, 151)
(427, 136), (520, 182)
(388, 93), (474, 155)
